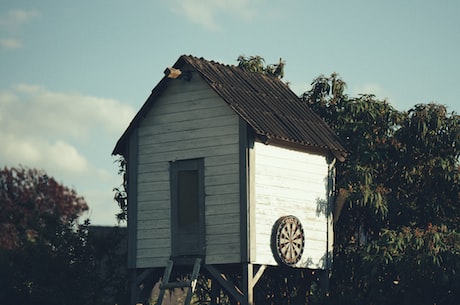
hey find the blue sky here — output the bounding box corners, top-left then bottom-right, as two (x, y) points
(1, 0), (459, 225)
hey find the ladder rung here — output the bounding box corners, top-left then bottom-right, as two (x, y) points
(156, 258), (201, 305)
(161, 281), (192, 289)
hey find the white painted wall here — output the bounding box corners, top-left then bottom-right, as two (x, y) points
(251, 142), (331, 269)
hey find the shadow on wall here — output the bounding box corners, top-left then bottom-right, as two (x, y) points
(315, 197), (329, 217)
(316, 174), (332, 218)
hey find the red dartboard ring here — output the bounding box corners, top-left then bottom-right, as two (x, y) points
(271, 215), (305, 267)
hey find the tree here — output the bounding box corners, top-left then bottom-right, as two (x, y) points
(113, 157), (128, 223)
(304, 74), (460, 305)
(361, 224), (460, 304)
(356, 104), (460, 305)
(237, 55), (285, 79)
(390, 103), (460, 230)
(0, 166), (129, 305)
(0, 166), (88, 250)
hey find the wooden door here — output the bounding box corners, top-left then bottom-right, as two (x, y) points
(170, 158), (205, 257)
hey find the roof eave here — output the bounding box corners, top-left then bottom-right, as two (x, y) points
(255, 134), (347, 161)
(112, 76), (172, 156)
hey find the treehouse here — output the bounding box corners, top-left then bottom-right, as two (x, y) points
(112, 55), (347, 305)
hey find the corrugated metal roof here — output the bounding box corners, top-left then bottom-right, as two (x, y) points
(113, 55), (347, 160)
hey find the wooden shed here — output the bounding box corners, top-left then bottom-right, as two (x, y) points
(113, 55), (347, 305)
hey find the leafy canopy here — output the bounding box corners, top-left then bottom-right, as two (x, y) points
(304, 73), (460, 305)
(237, 55), (285, 79)
(0, 166), (88, 250)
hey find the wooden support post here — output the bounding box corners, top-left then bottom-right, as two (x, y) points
(252, 265), (267, 288)
(205, 265), (245, 305)
(205, 264), (266, 305)
(242, 264), (253, 305)
(243, 264), (267, 305)
(210, 279), (220, 305)
(130, 269), (140, 305)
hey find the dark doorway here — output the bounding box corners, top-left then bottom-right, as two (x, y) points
(170, 158), (205, 258)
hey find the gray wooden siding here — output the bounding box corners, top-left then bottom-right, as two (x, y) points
(135, 74), (241, 268)
(252, 142), (331, 269)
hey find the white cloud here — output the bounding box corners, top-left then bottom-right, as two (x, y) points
(0, 84), (135, 225)
(48, 141), (90, 174)
(0, 38), (22, 49)
(170, 0), (260, 31)
(0, 84), (136, 172)
(0, 9), (40, 49)
(0, 9), (40, 29)
(2, 134), (41, 164)
(2, 134), (89, 176)
(4, 84), (135, 140)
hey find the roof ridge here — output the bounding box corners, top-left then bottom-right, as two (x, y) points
(113, 55), (347, 160)
(181, 54), (236, 68)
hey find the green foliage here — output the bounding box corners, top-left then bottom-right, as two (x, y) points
(305, 74), (460, 305)
(113, 156), (128, 223)
(237, 55), (285, 79)
(1, 219), (92, 305)
(390, 104), (460, 230)
(361, 225), (460, 304)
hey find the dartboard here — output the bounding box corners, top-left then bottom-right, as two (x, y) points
(271, 215), (305, 266)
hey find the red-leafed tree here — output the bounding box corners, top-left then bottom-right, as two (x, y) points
(0, 166), (88, 250)
(0, 166), (129, 305)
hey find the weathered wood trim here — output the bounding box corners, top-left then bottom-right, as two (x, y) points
(239, 119), (249, 263)
(255, 136), (347, 162)
(127, 128), (138, 268)
(326, 157), (336, 270)
(248, 129), (256, 263)
(197, 158), (206, 256)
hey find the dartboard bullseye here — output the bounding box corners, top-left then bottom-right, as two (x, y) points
(271, 215), (305, 266)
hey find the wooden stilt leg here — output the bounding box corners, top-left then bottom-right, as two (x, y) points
(210, 279), (220, 305)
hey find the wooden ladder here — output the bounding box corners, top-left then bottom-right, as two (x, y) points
(156, 258), (202, 305)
